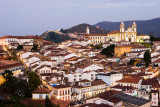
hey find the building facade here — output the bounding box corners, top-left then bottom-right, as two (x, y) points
(84, 21), (150, 44)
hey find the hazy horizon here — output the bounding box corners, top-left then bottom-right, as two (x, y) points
(0, 0), (160, 36)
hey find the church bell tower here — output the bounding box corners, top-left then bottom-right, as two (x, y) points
(86, 26), (90, 35)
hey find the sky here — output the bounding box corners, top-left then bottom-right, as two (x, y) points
(0, 0), (160, 36)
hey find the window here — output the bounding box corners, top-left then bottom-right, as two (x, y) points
(39, 94), (43, 99)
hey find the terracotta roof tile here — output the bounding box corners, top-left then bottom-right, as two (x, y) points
(116, 77), (143, 84)
(33, 87), (51, 93)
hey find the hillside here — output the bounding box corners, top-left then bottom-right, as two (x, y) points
(66, 23), (108, 34)
(41, 31), (75, 43)
(95, 18), (160, 37)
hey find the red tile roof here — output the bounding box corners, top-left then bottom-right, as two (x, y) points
(0, 35), (42, 39)
(108, 30), (120, 34)
(50, 97), (70, 107)
(85, 34), (108, 36)
(116, 77), (143, 84)
(53, 85), (71, 89)
(33, 87), (51, 93)
(137, 34), (150, 36)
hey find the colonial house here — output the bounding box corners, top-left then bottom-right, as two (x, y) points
(85, 90), (122, 107)
(36, 65), (52, 74)
(151, 90), (159, 106)
(97, 72), (123, 86)
(72, 79), (106, 101)
(0, 35), (43, 50)
(64, 71), (98, 82)
(66, 56), (85, 64)
(52, 85), (71, 101)
(115, 43), (151, 57)
(137, 34), (150, 43)
(24, 56), (40, 67)
(116, 77), (143, 89)
(32, 87), (52, 100)
(40, 73), (64, 85)
(111, 85), (138, 96)
(76, 63), (103, 73)
(0, 59), (24, 85)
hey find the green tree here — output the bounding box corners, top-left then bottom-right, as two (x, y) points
(28, 72), (41, 89)
(45, 95), (52, 107)
(2, 70), (14, 85)
(2, 70), (34, 100)
(127, 60), (136, 65)
(143, 50), (151, 67)
(17, 45), (23, 50)
(60, 28), (67, 33)
(95, 44), (102, 49)
(101, 44), (115, 57)
(31, 44), (38, 51)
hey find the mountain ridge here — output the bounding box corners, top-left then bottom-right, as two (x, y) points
(94, 17), (160, 36)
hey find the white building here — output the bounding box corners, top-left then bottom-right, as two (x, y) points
(97, 72), (123, 86)
(64, 71), (98, 82)
(32, 87), (52, 100)
(76, 64), (103, 73)
(116, 77), (143, 89)
(151, 90), (159, 106)
(72, 79), (106, 101)
(52, 85), (71, 101)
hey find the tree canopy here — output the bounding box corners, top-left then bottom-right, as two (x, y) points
(31, 44), (38, 52)
(28, 72), (41, 89)
(100, 44), (115, 57)
(2, 70), (34, 100)
(143, 50), (151, 67)
(17, 45), (23, 50)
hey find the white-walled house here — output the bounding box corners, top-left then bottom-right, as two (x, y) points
(116, 77), (143, 89)
(36, 65), (52, 74)
(97, 72), (123, 86)
(64, 71), (98, 82)
(32, 87), (52, 100)
(111, 85), (138, 96)
(64, 53), (78, 60)
(25, 56), (40, 67)
(52, 85), (71, 101)
(76, 64), (103, 73)
(72, 79), (106, 101)
(151, 90), (159, 106)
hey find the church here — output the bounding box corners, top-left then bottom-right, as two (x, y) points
(84, 21), (150, 44)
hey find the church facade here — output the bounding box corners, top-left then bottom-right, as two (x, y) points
(107, 21), (137, 42)
(84, 21), (150, 44)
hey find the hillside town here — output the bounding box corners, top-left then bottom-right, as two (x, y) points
(0, 22), (160, 107)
